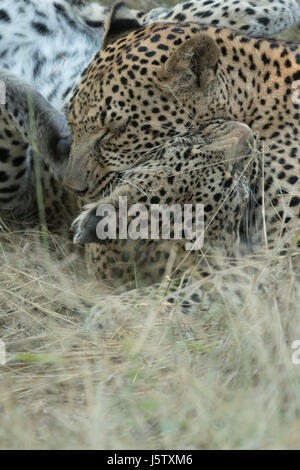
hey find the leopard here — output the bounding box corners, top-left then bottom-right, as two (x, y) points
(65, 2), (300, 288)
(0, 0), (300, 286)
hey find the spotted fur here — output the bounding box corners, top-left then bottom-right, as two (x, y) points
(72, 120), (259, 285)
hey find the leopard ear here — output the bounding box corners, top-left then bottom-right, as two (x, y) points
(102, 2), (141, 48)
(158, 34), (219, 96)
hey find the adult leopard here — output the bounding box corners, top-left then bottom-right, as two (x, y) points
(67, 2), (300, 285)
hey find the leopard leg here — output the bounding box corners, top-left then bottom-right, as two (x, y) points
(73, 121), (258, 287)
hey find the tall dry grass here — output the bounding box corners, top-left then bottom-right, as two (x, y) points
(1, 0), (300, 450)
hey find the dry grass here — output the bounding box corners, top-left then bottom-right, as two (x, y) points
(1, 0), (300, 450)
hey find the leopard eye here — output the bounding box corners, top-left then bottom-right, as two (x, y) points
(95, 120), (129, 147)
(109, 119), (130, 136)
